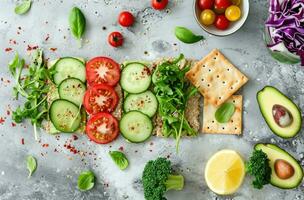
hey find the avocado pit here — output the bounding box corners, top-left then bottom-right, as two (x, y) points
(272, 104), (293, 128)
(274, 159), (295, 179)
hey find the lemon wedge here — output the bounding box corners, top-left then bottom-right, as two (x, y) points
(204, 149), (245, 195)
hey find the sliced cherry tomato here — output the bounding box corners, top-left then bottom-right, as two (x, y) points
(215, 14), (230, 30)
(83, 84), (119, 115)
(198, 0), (215, 10)
(225, 5), (241, 21)
(86, 112), (119, 144)
(151, 0), (168, 10)
(108, 32), (124, 47)
(214, 0), (232, 10)
(200, 9), (216, 26)
(86, 57), (120, 87)
(118, 11), (134, 27)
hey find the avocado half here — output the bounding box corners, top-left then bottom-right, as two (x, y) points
(255, 143), (303, 189)
(257, 86), (302, 138)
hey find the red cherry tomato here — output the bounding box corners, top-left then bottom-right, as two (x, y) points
(86, 112), (119, 144)
(215, 15), (230, 30)
(86, 57), (120, 87)
(198, 0), (215, 10)
(118, 11), (134, 27)
(83, 84), (119, 115)
(214, 0), (232, 9)
(108, 32), (123, 47)
(151, 0), (168, 10)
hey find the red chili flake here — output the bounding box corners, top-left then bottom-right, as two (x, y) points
(17, 31), (20, 35)
(45, 34), (50, 41)
(11, 122), (16, 127)
(72, 135), (78, 141)
(49, 48), (57, 52)
(118, 146), (124, 151)
(27, 45), (38, 51)
(42, 144), (49, 148)
(6, 110), (10, 116)
(0, 117), (5, 124)
(21, 138), (25, 145)
(5, 48), (12, 52)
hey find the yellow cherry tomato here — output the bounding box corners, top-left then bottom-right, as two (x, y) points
(200, 9), (216, 26)
(231, 0), (241, 5)
(225, 5), (241, 21)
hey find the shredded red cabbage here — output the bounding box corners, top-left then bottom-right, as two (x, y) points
(266, 0), (304, 65)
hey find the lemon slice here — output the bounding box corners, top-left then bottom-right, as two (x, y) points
(204, 149), (245, 195)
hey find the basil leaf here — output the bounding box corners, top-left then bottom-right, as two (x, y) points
(174, 26), (204, 44)
(77, 171), (95, 191)
(15, 0), (32, 15)
(215, 103), (235, 123)
(69, 7), (86, 40)
(26, 155), (37, 178)
(109, 151), (129, 170)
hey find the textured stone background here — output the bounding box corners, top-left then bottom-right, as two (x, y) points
(0, 0), (303, 200)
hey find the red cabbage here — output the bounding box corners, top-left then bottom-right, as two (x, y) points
(265, 0), (304, 65)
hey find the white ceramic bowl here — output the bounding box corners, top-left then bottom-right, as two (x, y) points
(194, 0), (249, 36)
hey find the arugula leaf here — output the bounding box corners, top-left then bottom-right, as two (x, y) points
(152, 54), (198, 152)
(15, 0), (32, 15)
(26, 155), (37, 178)
(9, 50), (50, 140)
(77, 171), (95, 191)
(109, 151), (129, 170)
(215, 102), (235, 123)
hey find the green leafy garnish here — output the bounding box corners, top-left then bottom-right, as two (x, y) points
(15, 0), (32, 15)
(152, 54), (198, 152)
(109, 151), (129, 170)
(246, 149), (271, 189)
(215, 102), (235, 123)
(9, 50), (51, 140)
(69, 7), (86, 41)
(174, 26), (204, 44)
(26, 155), (37, 178)
(77, 171), (95, 191)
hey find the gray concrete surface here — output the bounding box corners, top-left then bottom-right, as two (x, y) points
(0, 0), (303, 199)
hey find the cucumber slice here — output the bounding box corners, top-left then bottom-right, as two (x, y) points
(58, 78), (86, 106)
(120, 63), (151, 94)
(49, 99), (81, 133)
(123, 91), (158, 117)
(53, 57), (86, 85)
(119, 111), (152, 143)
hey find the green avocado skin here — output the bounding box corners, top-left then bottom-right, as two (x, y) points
(256, 86), (302, 139)
(255, 143), (304, 189)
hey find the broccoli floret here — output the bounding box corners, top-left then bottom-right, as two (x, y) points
(142, 157), (184, 200)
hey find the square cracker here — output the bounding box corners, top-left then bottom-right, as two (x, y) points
(203, 95), (243, 135)
(185, 49), (248, 106)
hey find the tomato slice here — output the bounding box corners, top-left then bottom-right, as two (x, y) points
(86, 112), (119, 144)
(83, 84), (119, 115)
(86, 57), (120, 87)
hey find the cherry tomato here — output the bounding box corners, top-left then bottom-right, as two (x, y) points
(86, 57), (120, 87)
(83, 84), (119, 115)
(225, 5), (241, 21)
(214, 7), (226, 14)
(200, 9), (216, 26)
(151, 0), (168, 10)
(215, 15), (230, 30)
(86, 112), (119, 144)
(108, 32), (123, 47)
(198, 0), (215, 10)
(231, 0), (241, 5)
(214, 0), (232, 10)
(118, 11), (134, 27)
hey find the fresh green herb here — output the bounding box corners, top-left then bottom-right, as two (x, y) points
(15, 0), (32, 15)
(69, 7), (86, 41)
(77, 170), (95, 191)
(246, 149), (271, 189)
(142, 157), (184, 200)
(174, 26), (204, 44)
(109, 151), (129, 170)
(152, 54), (198, 152)
(26, 155), (37, 178)
(9, 50), (51, 140)
(215, 102), (235, 123)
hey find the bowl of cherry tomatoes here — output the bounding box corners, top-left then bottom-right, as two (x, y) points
(194, 0), (249, 36)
